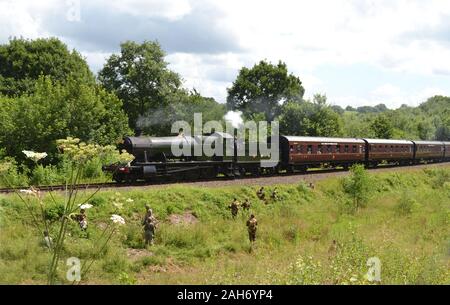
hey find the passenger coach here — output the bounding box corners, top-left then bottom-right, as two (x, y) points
(279, 136), (365, 172)
(363, 139), (414, 166)
(412, 141), (445, 163)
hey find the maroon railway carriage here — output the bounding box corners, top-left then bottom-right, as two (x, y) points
(279, 136), (365, 172)
(444, 142), (450, 161)
(363, 139), (414, 166)
(413, 141), (445, 163)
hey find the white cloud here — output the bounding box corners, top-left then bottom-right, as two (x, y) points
(105, 0), (192, 20)
(1, 0), (449, 106)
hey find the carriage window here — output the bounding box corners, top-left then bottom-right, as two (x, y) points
(297, 145), (302, 152)
(352, 145), (357, 153)
(318, 145), (323, 154)
(307, 145), (312, 154)
(336, 145), (341, 153)
(344, 145), (349, 153)
(327, 145), (332, 153)
(290, 145), (294, 152)
(390, 145), (394, 151)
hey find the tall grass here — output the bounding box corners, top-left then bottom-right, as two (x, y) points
(0, 166), (449, 284)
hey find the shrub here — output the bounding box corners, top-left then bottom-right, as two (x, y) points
(44, 203), (65, 222)
(424, 169), (450, 189)
(102, 256), (129, 274)
(82, 157), (104, 179)
(0, 158), (29, 187)
(395, 191), (416, 216)
(341, 164), (372, 212)
(30, 164), (61, 186)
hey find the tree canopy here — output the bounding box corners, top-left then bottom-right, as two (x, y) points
(227, 60), (304, 122)
(279, 94), (343, 137)
(98, 41), (183, 133)
(0, 76), (131, 162)
(0, 37), (95, 96)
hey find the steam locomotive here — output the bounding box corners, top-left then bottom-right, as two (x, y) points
(103, 132), (450, 183)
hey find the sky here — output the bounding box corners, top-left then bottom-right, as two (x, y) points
(1, 0), (449, 109)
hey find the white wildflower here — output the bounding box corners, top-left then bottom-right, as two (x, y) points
(110, 214), (125, 225)
(350, 275), (358, 282)
(126, 198), (134, 203)
(112, 201), (123, 209)
(79, 203), (93, 209)
(22, 150), (48, 162)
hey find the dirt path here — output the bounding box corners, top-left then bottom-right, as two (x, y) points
(101, 162), (450, 191)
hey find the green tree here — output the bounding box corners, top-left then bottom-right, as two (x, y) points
(136, 91), (226, 136)
(331, 105), (345, 115)
(0, 77), (131, 162)
(342, 164), (371, 211)
(279, 101), (314, 136)
(0, 37), (95, 96)
(371, 114), (394, 139)
(417, 120), (434, 140)
(98, 41), (182, 133)
(227, 60), (304, 121)
(279, 95), (342, 137)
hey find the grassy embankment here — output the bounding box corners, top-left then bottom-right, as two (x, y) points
(0, 166), (449, 284)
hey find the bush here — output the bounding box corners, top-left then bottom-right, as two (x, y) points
(341, 164), (372, 212)
(424, 169), (450, 189)
(82, 157), (104, 179)
(395, 191), (416, 216)
(30, 164), (61, 186)
(0, 158), (29, 187)
(44, 203), (65, 222)
(102, 256), (129, 274)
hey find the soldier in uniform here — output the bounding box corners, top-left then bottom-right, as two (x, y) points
(43, 230), (53, 249)
(228, 198), (240, 219)
(246, 214), (258, 243)
(271, 187), (279, 201)
(242, 198), (251, 211)
(76, 208), (88, 231)
(143, 204), (153, 222)
(256, 187), (265, 201)
(143, 208), (158, 246)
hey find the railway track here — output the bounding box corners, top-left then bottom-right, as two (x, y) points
(0, 162), (449, 194)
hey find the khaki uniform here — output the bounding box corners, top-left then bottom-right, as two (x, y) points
(242, 199), (251, 211)
(76, 212), (87, 231)
(228, 200), (240, 218)
(143, 212), (158, 246)
(271, 189), (279, 201)
(256, 188), (265, 201)
(246, 217), (258, 242)
(144, 216), (157, 246)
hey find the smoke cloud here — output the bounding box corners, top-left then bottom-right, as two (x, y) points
(223, 110), (243, 128)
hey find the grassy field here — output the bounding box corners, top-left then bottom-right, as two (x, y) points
(0, 166), (449, 284)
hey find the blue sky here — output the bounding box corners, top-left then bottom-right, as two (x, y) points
(1, 0), (449, 109)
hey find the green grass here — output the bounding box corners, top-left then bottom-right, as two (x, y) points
(0, 166), (449, 284)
